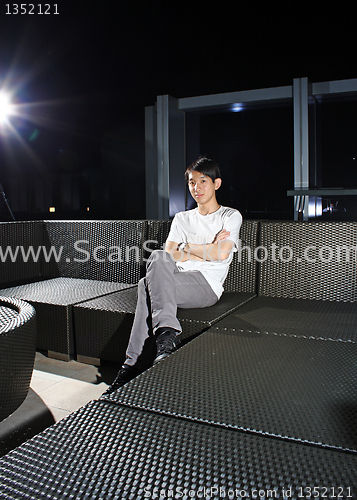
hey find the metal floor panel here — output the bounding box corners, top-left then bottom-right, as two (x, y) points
(0, 401), (356, 499)
(102, 328), (357, 452)
(215, 296), (357, 342)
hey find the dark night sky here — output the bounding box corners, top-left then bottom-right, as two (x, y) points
(0, 2), (356, 219)
(1, 2), (355, 113)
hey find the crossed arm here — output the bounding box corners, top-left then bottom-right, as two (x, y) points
(165, 229), (234, 263)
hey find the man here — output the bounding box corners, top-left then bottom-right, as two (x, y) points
(104, 157), (242, 395)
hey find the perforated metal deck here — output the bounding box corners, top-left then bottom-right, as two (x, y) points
(102, 327), (357, 452)
(215, 296), (357, 342)
(0, 401), (355, 499)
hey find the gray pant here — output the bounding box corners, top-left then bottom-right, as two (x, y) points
(125, 250), (218, 368)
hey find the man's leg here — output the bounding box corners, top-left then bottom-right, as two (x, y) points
(128, 250), (218, 365)
(174, 268), (218, 310)
(125, 250), (181, 368)
(153, 258), (218, 363)
(126, 249), (218, 361)
(103, 250), (217, 394)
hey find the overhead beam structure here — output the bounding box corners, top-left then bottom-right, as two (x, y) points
(178, 85), (292, 112)
(146, 78), (357, 221)
(146, 84), (293, 220)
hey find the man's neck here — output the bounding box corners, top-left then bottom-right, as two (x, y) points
(197, 202), (220, 216)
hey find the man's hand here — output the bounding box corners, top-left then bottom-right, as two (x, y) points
(165, 228), (234, 263)
(165, 240), (204, 262)
(212, 229), (231, 244)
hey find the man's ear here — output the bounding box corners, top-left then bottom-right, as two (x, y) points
(214, 178), (222, 190)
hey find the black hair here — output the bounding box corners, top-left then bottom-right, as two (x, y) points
(185, 156), (221, 183)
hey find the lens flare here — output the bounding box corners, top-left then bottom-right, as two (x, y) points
(0, 91), (12, 124)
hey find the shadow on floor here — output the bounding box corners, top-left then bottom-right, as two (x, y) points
(0, 389), (55, 457)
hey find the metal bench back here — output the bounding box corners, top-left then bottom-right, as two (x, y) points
(43, 220), (147, 284)
(258, 221), (357, 302)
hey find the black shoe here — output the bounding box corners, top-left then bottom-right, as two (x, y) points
(102, 364), (141, 396)
(154, 328), (181, 364)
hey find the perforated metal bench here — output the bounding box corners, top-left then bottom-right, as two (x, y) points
(72, 220), (259, 363)
(1, 220), (357, 496)
(0, 297), (36, 421)
(0, 220), (145, 359)
(0, 327), (356, 497)
(216, 220), (357, 342)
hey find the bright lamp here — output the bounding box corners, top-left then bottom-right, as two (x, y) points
(0, 91), (12, 124)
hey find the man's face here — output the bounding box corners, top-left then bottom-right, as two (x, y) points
(188, 170), (221, 205)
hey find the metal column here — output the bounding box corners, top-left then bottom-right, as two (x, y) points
(145, 104), (158, 220)
(293, 77), (310, 220)
(145, 95), (186, 220)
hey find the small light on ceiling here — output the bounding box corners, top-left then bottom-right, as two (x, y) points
(231, 103), (244, 112)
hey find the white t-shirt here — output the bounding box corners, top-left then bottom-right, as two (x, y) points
(166, 206), (243, 299)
